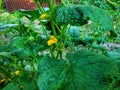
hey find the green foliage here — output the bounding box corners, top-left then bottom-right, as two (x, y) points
(67, 26), (81, 41)
(107, 48), (120, 60)
(83, 35), (94, 45)
(18, 9), (40, 21)
(0, 10), (45, 89)
(2, 82), (19, 90)
(55, 4), (116, 36)
(8, 35), (48, 56)
(54, 5), (87, 26)
(77, 0), (110, 9)
(3, 77), (36, 90)
(0, 52), (13, 59)
(106, 49), (120, 89)
(37, 50), (119, 90)
(0, 22), (18, 30)
(79, 23), (108, 50)
(0, 0), (120, 89)
(106, 48), (120, 71)
(80, 5), (114, 31)
(37, 55), (67, 90)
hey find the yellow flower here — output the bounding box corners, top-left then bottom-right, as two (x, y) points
(47, 40), (55, 46)
(0, 79), (5, 83)
(50, 35), (58, 43)
(107, 31), (111, 35)
(40, 13), (47, 19)
(15, 70), (20, 75)
(47, 35), (58, 46)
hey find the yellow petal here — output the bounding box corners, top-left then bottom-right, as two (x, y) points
(50, 35), (58, 43)
(47, 35), (58, 46)
(50, 35), (55, 40)
(15, 70), (20, 75)
(47, 40), (55, 46)
(40, 14), (47, 19)
(53, 39), (58, 43)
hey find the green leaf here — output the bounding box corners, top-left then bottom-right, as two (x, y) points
(80, 5), (117, 37)
(18, 9), (40, 21)
(0, 24), (18, 30)
(8, 37), (33, 56)
(2, 82), (19, 90)
(37, 56), (68, 90)
(107, 49), (120, 60)
(19, 81), (36, 90)
(80, 5), (114, 31)
(106, 48), (120, 72)
(8, 37), (27, 49)
(2, 81), (36, 90)
(37, 50), (119, 90)
(0, 52), (12, 59)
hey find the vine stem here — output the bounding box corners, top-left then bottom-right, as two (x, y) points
(61, 0), (66, 6)
(0, 0), (2, 9)
(50, 0), (57, 36)
(34, 1), (44, 13)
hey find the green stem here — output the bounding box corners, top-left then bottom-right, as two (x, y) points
(0, 0), (2, 10)
(50, 0), (57, 36)
(63, 25), (71, 46)
(50, 46), (55, 59)
(58, 50), (62, 59)
(106, 0), (120, 6)
(51, 20), (57, 36)
(66, 59), (70, 66)
(53, 22), (62, 33)
(52, 0), (56, 8)
(61, 0), (66, 6)
(34, 1), (44, 13)
(39, 2), (46, 12)
(47, 0), (51, 9)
